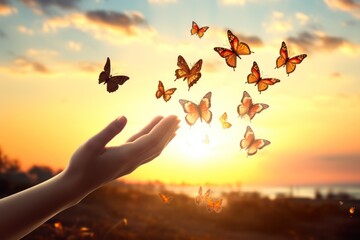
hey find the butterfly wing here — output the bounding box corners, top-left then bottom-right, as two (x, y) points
(247, 139), (271, 156)
(163, 88), (177, 102)
(286, 54), (307, 74)
(106, 75), (129, 93)
(213, 198), (223, 213)
(276, 41), (288, 68)
(240, 126), (255, 150)
(197, 26), (209, 38)
(219, 112), (232, 129)
(237, 91), (252, 118)
(228, 30), (252, 56)
(159, 193), (173, 204)
(179, 99), (200, 126)
(156, 80), (165, 99)
(175, 55), (190, 80)
(214, 47), (237, 69)
(257, 78), (280, 93)
(99, 57), (110, 84)
(195, 186), (203, 205)
(187, 59), (203, 90)
(247, 61), (261, 84)
(248, 103), (269, 120)
(199, 92), (212, 124)
(191, 21), (199, 35)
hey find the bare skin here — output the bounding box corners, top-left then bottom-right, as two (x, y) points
(0, 115), (180, 240)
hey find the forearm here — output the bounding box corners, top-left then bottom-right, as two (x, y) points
(0, 170), (91, 240)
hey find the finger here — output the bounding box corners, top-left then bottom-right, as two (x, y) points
(126, 116), (164, 143)
(85, 116), (127, 152)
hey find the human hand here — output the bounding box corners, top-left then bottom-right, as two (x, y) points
(64, 115), (180, 193)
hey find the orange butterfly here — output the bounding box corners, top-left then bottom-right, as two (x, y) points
(195, 186), (211, 205)
(240, 126), (270, 156)
(206, 198), (223, 213)
(191, 21), (209, 38)
(214, 30), (253, 70)
(159, 193), (173, 204)
(219, 112), (232, 129)
(174, 55), (203, 91)
(179, 92), (212, 126)
(155, 80), (177, 102)
(275, 41), (307, 75)
(237, 91), (269, 120)
(98, 57), (129, 93)
(247, 61), (280, 93)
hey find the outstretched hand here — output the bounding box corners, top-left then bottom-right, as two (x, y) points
(65, 115), (180, 192)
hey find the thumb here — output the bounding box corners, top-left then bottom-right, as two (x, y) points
(86, 116), (127, 151)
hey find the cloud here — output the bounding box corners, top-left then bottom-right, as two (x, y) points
(295, 12), (309, 26)
(0, 29), (6, 38)
(219, 0), (247, 5)
(324, 0), (360, 19)
(17, 25), (34, 35)
(0, 0), (17, 16)
(286, 30), (360, 54)
(20, 0), (81, 14)
(263, 11), (293, 33)
(67, 40), (82, 51)
(43, 10), (157, 44)
(13, 57), (51, 74)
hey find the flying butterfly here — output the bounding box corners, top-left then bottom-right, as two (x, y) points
(240, 126), (271, 156)
(175, 55), (203, 91)
(159, 193), (173, 204)
(219, 112), (232, 129)
(237, 91), (269, 120)
(98, 57), (129, 93)
(206, 198), (223, 213)
(214, 30), (253, 70)
(155, 80), (177, 102)
(275, 41), (307, 75)
(179, 92), (212, 126)
(247, 61), (280, 93)
(191, 21), (209, 38)
(195, 186), (211, 205)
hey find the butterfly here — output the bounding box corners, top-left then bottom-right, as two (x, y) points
(159, 193), (173, 204)
(214, 30), (253, 70)
(240, 126), (271, 156)
(237, 91), (269, 120)
(155, 80), (177, 102)
(206, 198), (223, 213)
(195, 186), (211, 205)
(203, 134), (210, 144)
(179, 92), (212, 126)
(219, 112), (232, 129)
(191, 21), (209, 38)
(247, 61), (280, 93)
(98, 57), (130, 93)
(275, 41), (307, 75)
(175, 55), (203, 91)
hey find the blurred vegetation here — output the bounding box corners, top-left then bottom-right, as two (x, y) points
(1, 147), (360, 240)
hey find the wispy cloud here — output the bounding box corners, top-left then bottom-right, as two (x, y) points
(148, 0), (177, 3)
(287, 30), (360, 54)
(67, 40), (82, 51)
(17, 25), (34, 35)
(0, 0), (17, 16)
(19, 0), (81, 15)
(219, 0), (247, 5)
(43, 10), (157, 44)
(324, 0), (360, 19)
(296, 12), (310, 26)
(13, 57), (51, 74)
(263, 11), (293, 33)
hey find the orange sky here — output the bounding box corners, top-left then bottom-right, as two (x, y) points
(1, 0), (360, 186)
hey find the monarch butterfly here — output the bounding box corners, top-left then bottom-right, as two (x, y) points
(179, 92), (212, 126)
(195, 186), (211, 205)
(247, 61), (280, 93)
(175, 55), (203, 91)
(219, 112), (232, 129)
(206, 198), (223, 213)
(155, 80), (177, 102)
(214, 30), (253, 70)
(159, 193), (173, 204)
(191, 21), (209, 38)
(240, 126), (271, 156)
(98, 57), (129, 93)
(275, 41), (307, 75)
(237, 91), (269, 120)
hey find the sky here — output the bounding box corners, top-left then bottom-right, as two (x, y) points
(0, 0), (360, 187)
